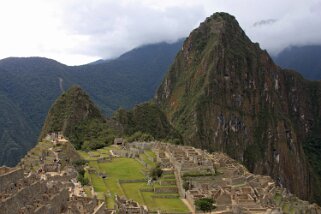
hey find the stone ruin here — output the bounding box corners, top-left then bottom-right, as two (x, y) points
(0, 166), (108, 214)
(152, 142), (321, 214)
(115, 195), (148, 214)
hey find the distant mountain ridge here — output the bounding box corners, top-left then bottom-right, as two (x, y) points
(0, 39), (183, 166)
(272, 45), (321, 80)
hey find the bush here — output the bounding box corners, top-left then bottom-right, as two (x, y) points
(77, 174), (89, 186)
(72, 159), (88, 167)
(77, 168), (89, 186)
(195, 198), (215, 212)
(150, 164), (163, 180)
(81, 139), (106, 150)
(183, 180), (190, 190)
(167, 138), (182, 145)
(126, 131), (154, 142)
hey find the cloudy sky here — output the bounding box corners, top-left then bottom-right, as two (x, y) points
(0, 0), (320, 65)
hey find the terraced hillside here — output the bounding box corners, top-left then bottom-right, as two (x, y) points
(78, 144), (189, 213)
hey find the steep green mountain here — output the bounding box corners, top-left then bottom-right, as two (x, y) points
(72, 40), (184, 115)
(0, 40), (183, 166)
(273, 45), (321, 80)
(156, 12), (321, 204)
(113, 102), (182, 143)
(0, 90), (37, 166)
(39, 86), (115, 150)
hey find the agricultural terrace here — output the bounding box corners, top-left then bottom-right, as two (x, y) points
(78, 145), (189, 213)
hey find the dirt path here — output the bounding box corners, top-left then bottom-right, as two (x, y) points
(181, 198), (195, 214)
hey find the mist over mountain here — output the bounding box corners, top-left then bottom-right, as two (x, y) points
(272, 45), (321, 80)
(156, 13), (321, 204)
(0, 40), (183, 166)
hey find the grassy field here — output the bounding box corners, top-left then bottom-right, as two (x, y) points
(80, 146), (189, 212)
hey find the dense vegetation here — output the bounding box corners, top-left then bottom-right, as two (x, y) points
(303, 137), (321, 203)
(0, 90), (37, 166)
(149, 164), (163, 180)
(195, 198), (215, 212)
(40, 86), (116, 150)
(0, 40), (183, 166)
(113, 102), (182, 143)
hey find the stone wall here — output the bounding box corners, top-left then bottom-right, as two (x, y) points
(0, 181), (47, 213)
(119, 179), (146, 184)
(0, 168), (24, 192)
(154, 187), (178, 194)
(159, 180), (177, 186)
(34, 188), (69, 214)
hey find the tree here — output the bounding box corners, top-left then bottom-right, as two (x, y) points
(149, 164), (163, 180)
(195, 198), (215, 213)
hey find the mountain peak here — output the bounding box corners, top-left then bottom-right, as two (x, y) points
(39, 86), (108, 149)
(203, 12), (238, 28)
(156, 13), (321, 204)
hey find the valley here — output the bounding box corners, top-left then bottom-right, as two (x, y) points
(1, 10), (321, 213)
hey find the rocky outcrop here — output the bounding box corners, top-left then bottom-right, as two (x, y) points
(156, 12), (321, 204)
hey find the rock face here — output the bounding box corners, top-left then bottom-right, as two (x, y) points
(156, 12), (321, 204)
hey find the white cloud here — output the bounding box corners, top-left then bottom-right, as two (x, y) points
(0, 0), (320, 65)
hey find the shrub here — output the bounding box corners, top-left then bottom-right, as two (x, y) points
(72, 159), (88, 167)
(77, 174), (89, 186)
(149, 164), (163, 180)
(195, 198), (215, 212)
(126, 131), (154, 142)
(77, 168), (89, 186)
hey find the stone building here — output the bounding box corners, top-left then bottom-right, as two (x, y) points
(115, 195), (148, 214)
(0, 166), (107, 214)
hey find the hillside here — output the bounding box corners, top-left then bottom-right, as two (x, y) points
(156, 12), (321, 204)
(0, 40), (183, 166)
(0, 91), (37, 166)
(113, 102), (182, 143)
(273, 45), (321, 80)
(39, 86), (115, 150)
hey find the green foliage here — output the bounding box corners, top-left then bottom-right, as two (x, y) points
(303, 137), (321, 203)
(40, 86), (118, 151)
(114, 102), (182, 143)
(195, 198), (215, 212)
(0, 92), (37, 166)
(149, 164), (163, 180)
(166, 138), (182, 145)
(0, 40), (183, 166)
(77, 174), (89, 186)
(68, 118), (116, 150)
(72, 159), (88, 167)
(77, 168), (89, 186)
(126, 131), (154, 142)
(183, 181), (190, 190)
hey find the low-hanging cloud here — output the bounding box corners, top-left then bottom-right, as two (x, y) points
(245, 0), (321, 55)
(0, 0), (321, 64)
(59, 0), (205, 59)
(58, 0), (321, 60)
